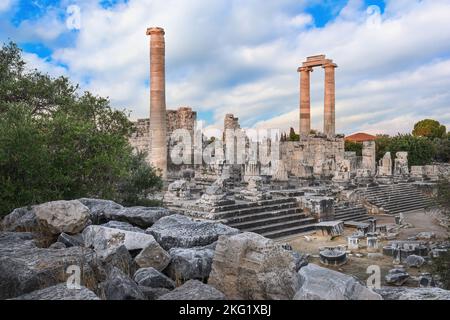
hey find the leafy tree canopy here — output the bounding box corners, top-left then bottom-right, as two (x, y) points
(386, 134), (436, 166)
(0, 42), (162, 216)
(345, 140), (362, 156)
(412, 119), (446, 140)
(288, 127), (300, 141)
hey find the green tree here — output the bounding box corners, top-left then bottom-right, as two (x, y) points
(288, 127), (299, 141)
(345, 140), (363, 156)
(0, 42), (162, 216)
(412, 119), (446, 140)
(375, 134), (392, 162)
(434, 136), (450, 163)
(118, 151), (163, 207)
(387, 134), (436, 166)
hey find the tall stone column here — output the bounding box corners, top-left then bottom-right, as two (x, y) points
(323, 63), (337, 137)
(147, 27), (167, 178)
(298, 66), (312, 136)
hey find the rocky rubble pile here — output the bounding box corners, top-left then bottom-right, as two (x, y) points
(1, 198), (449, 300)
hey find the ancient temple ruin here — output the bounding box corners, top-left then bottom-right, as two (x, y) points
(298, 55), (337, 137)
(128, 26), (450, 243)
(1, 25), (449, 302)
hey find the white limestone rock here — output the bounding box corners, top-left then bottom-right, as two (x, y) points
(165, 244), (215, 281)
(101, 221), (146, 233)
(133, 267), (175, 289)
(1, 207), (39, 232)
(0, 232), (101, 300)
(82, 225), (156, 256)
(134, 241), (171, 271)
(146, 214), (239, 251)
(34, 200), (91, 235)
(99, 207), (173, 229)
(99, 267), (145, 300)
(79, 198), (172, 228)
(158, 280), (225, 300)
(164, 179), (192, 203)
(293, 263), (382, 300)
(78, 198), (123, 222)
(208, 232), (301, 300)
(375, 287), (450, 300)
(11, 283), (100, 300)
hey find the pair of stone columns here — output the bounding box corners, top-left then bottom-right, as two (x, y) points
(298, 57), (337, 137)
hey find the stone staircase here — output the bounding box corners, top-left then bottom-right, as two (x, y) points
(334, 205), (370, 222)
(358, 183), (434, 215)
(216, 198), (316, 239)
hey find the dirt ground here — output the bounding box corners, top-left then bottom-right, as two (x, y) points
(281, 209), (449, 286)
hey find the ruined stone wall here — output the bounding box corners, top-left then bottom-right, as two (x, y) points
(223, 114), (241, 143)
(280, 135), (345, 178)
(166, 107), (197, 138)
(129, 107), (197, 171)
(224, 114), (240, 131)
(129, 118), (152, 164)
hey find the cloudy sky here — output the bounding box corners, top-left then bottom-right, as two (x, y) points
(1, 0), (450, 136)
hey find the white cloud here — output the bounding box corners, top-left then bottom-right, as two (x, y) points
(22, 52), (67, 78)
(289, 14), (314, 28)
(11, 0), (450, 136)
(0, 0), (15, 12)
(16, 8), (67, 41)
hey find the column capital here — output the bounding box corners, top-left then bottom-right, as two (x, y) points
(146, 27), (165, 36)
(322, 62), (337, 69)
(297, 66), (313, 73)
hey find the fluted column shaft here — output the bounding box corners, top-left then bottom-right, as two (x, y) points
(147, 27), (167, 178)
(323, 63), (336, 136)
(299, 66), (312, 136)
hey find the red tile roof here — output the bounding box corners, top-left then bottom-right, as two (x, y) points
(345, 132), (376, 142)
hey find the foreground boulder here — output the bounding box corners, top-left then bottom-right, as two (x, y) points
(208, 232), (300, 300)
(165, 244), (215, 282)
(0, 232), (101, 299)
(139, 286), (171, 300)
(134, 241), (171, 271)
(385, 268), (410, 286)
(1, 207), (38, 232)
(99, 267), (145, 300)
(146, 214), (239, 250)
(158, 280), (225, 300)
(101, 245), (135, 276)
(11, 283), (100, 300)
(102, 207), (172, 229)
(101, 221), (146, 233)
(78, 198), (123, 222)
(82, 225), (156, 254)
(57, 233), (84, 247)
(293, 264), (382, 300)
(133, 267), (175, 289)
(49, 242), (66, 249)
(34, 200), (90, 235)
(375, 287), (450, 300)
(79, 198), (172, 228)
